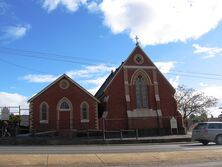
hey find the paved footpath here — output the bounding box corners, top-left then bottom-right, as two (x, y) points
(0, 149), (222, 167)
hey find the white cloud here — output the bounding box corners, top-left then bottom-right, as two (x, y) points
(66, 64), (115, 78)
(67, 64), (115, 94)
(22, 64), (115, 83)
(40, 0), (222, 45)
(200, 85), (222, 117)
(99, 0), (222, 45)
(84, 76), (107, 85)
(87, 1), (99, 12)
(22, 74), (58, 83)
(192, 44), (222, 59)
(199, 82), (208, 87)
(154, 61), (176, 74)
(22, 64), (116, 95)
(201, 86), (222, 100)
(1, 24), (31, 41)
(85, 76), (108, 94)
(88, 85), (102, 95)
(0, 92), (28, 111)
(42, 0), (87, 12)
(169, 76), (180, 88)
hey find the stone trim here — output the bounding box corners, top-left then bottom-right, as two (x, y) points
(127, 109), (162, 118)
(155, 95), (160, 101)
(125, 95), (130, 102)
(102, 111), (108, 118)
(123, 65), (156, 69)
(130, 69), (152, 86)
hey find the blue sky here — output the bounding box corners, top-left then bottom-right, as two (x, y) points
(0, 0), (222, 116)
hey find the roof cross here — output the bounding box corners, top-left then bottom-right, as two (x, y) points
(135, 36), (139, 46)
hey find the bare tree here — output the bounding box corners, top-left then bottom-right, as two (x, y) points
(175, 85), (218, 121)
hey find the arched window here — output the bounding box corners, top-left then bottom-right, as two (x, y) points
(135, 75), (148, 108)
(81, 102), (89, 122)
(40, 102), (48, 123)
(58, 99), (71, 112)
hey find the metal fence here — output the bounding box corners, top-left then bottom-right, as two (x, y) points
(0, 106), (29, 137)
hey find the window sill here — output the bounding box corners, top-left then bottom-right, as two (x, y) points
(59, 109), (70, 112)
(40, 120), (48, 124)
(81, 120), (89, 123)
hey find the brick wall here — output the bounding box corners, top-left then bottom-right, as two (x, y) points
(31, 77), (98, 132)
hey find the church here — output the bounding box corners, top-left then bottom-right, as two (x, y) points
(28, 74), (100, 133)
(29, 44), (184, 135)
(95, 44), (184, 135)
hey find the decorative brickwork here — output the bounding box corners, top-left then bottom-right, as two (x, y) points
(28, 74), (99, 132)
(95, 45), (184, 133)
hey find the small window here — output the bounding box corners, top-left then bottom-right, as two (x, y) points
(134, 54), (144, 64)
(40, 102), (48, 123)
(81, 102), (89, 122)
(60, 101), (70, 111)
(59, 79), (69, 89)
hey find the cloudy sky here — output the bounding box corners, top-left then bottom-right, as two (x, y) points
(0, 0), (222, 116)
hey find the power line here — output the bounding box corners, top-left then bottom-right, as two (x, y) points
(171, 70), (222, 77)
(0, 46), (116, 64)
(167, 72), (222, 81)
(0, 50), (100, 66)
(0, 57), (49, 74)
(0, 46), (221, 80)
(1, 56), (222, 82)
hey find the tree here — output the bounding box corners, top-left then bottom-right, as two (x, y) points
(175, 85), (218, 121)
(189, 113), (208, 123)
(9, 114), (21, 124)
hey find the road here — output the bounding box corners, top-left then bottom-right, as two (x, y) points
(0, 143), (222, 166)
(0, 142), (221, 154)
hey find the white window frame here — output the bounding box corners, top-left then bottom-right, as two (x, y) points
(59, 101), (71, 112)
(40, 102), (49, 123)
(80, 102), (89, 123)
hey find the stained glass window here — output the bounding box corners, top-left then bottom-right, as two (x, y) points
(135, 75), (148, 108)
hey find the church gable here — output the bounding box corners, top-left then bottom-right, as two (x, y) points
(124, 45), (155, 67)
(29, 74), (99, 103)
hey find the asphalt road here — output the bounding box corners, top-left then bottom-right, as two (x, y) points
(0, 142), (221, 154)
(0, 143), (222, 166)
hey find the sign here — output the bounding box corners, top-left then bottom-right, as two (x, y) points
(1, 107), (10, 120)
(170, 116), (177, 129)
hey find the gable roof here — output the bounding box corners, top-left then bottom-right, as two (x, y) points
(95, 64), (122, 98)
(28, 74), (100, 103)
(95, 45), (175, 98)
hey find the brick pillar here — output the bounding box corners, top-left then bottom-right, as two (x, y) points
(123, 67), (131, 129)
(152, 70), (163, 129)
(123, 67), (131, 110)
(29, 102), (34, 134)
(95, 102), (99, 130)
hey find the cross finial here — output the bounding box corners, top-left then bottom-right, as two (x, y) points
(135, 36), (139, 46)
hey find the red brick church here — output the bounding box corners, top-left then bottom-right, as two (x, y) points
(29, 44), (184, 135)
(28, 74), (99, 132)
(95, 45), (184, 134)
